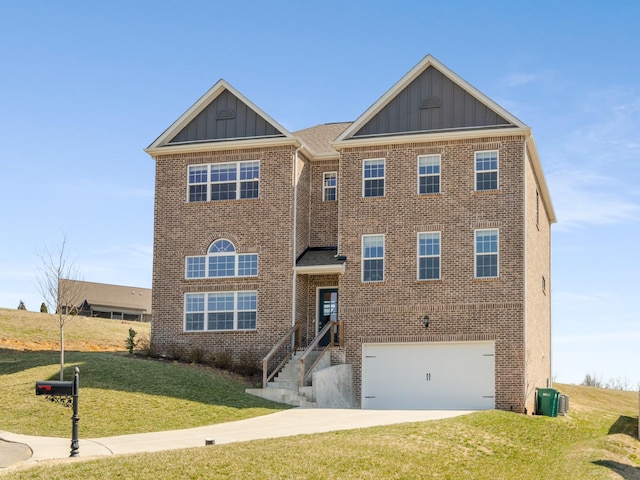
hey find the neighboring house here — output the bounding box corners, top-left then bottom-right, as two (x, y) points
(146, 55), (556, 413)
(59, 279), (152, 322)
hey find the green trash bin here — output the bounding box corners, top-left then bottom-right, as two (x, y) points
(536, 388), (559, 417)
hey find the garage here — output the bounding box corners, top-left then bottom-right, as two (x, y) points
(361, 341), (495, 410)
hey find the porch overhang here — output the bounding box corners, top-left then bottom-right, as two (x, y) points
(295, 247), (346, 275)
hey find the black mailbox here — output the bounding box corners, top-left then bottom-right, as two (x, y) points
(35, 380), (74, 396)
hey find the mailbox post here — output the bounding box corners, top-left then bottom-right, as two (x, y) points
(35, 367), (80, 457)
(70, 367), (79, 457)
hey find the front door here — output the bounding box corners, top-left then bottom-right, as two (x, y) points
(317, 288), (338, 346)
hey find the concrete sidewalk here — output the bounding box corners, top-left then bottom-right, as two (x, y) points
(0, 408), (471, 468)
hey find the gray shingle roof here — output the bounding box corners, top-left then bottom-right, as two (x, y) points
(293, 122), (351, 158)
(59, 279), (152, 313)
(296, 248), (345, 268)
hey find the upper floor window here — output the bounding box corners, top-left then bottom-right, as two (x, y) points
(362, 234), (384, 282)
(323, 171), (337, 201)
(418, 232), (441, 280)
(418, 155), (441, 194)
(475, 151), (498, 191)
(363, 158), (385, 197)
(475, 229), (499, 278)
(185, 239), (258, 279)
(188, 160), (259, 202)
(184, 291), (257, 331)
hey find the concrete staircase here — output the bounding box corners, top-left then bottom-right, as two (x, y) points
(246, 350), (326, 407)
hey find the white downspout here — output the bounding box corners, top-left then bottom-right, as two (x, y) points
(291, 146), (302, 328)
(523, 135), (529, 412)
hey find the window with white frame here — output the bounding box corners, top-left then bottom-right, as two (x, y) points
(418, 155), (441, 194)
(185, 239), (258, 279)
(184, 291), (257, 331)
(418, 232), (441, 280)
(323, 171), (337, 201)
(188, 160), (259, 202)
(362, 234), (384, 282)
(363, 159), (385, 197)
(475, 229), (499, 278)
(475, 151), (498, 191)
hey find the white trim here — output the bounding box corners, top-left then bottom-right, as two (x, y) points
(334, 126), (528, 151)
(362, 234), (385, 282)
(147, 135), (299, 156)
(474, 150), (499, 192)
(294, 264), (346, 275)
(417, 154), (441, 195)
(186, 160), (260, 202)
(474, 228), (499, 279)
(525, 133), (556, 223)
(183, 291), (257, 332)
(323, 171), (338, 202)
(362, 158), (385, 198)
(184, 239), (258, 279)
(417, 231), (441, 281)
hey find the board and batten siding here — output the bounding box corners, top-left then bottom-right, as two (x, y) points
(355, 66), (512, 137)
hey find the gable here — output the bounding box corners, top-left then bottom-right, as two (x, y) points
(146, 79), (295, 153)
(169, 88), (284, 144)
(354, 65), (512, 137)
(336, 55), (525, 144)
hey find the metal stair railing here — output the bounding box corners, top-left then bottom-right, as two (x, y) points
(298, 320), (343, 386)
(261, 323), (301, 388)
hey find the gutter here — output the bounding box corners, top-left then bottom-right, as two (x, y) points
(291, 146), (302, 328)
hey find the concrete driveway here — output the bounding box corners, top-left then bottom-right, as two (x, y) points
(1, 408), (472, 468)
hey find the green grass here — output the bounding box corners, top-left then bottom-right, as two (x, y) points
(0, 350), (288, 437)
(3, 386), (639, 479)
(1, 308), (639, 479)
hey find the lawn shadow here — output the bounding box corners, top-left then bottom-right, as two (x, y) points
(593, 460), (640, 480)
(0, 348), (59, 375)
(609, 415), (639, 438)
(1, 350), (287, 411)
(49, 352), (286, 410)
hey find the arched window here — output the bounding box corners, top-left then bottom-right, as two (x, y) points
(186, 239), (258, 278)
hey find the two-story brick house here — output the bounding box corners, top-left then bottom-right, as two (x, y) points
(146, 55), (555, 413)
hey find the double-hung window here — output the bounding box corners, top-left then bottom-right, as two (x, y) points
(363, 159), (385, 197)
(418, 155), (441, 194)
(418, 232), (441, 280)
(323, 172), (337, 201)
(185, 239), (258, 279)
(362, 234), (384, 282)
(188, 165), (208, 202)
(184, 291), (257, 331)
(475, 229), (499, 278)
(475, 151), (498, 191)
(188, 160), (259, 202)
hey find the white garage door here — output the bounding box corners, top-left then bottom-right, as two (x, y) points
(361, 341), (495, 410)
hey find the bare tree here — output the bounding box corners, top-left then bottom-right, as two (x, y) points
(581, 373), (603, 388)
(36, 235), (82, 381)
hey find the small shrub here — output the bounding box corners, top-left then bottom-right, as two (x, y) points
(136, 333), (151, 355)
(17, 300), (26, 311)
(235, 350), (261, 376)
(189, 346), (207, 364)
(125, 328), (138, 354)
(166, 344), (184, 361)
(212, 349), (234, 371)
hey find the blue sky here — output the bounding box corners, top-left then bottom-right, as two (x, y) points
(1, 1), (638, 387)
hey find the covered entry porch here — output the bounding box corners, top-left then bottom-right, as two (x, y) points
(246, 247), (352, 407)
